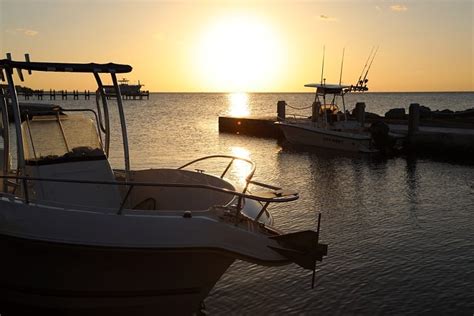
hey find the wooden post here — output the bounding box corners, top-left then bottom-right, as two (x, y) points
(355, 102), (366, 127)
(277, 100), (286, 121)
(312, 101), (320, 122)
(408, 103), (420, 136)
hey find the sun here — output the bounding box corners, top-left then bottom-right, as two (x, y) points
(196, 14), (283, 92)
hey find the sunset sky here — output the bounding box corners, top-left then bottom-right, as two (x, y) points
(1, 0), (473, 92)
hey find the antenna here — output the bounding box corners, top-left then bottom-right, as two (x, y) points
(320, 46), (325, 85)
(339, 48), (345, 85)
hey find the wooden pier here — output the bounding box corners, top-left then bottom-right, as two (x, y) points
(17, 89), (92, 100)
(121, 91), (150, 100)
(13, 89), (150, 101)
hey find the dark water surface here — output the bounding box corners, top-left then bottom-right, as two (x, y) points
(22, 92), (474, 314)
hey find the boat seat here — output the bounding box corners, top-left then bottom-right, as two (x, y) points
(25, 158), (122, 210)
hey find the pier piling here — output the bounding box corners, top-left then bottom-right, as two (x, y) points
(408, 103), (420, 136)
(355, 102), (366, 127)
(312, 101), (320, 123)
(277, 101), (286, 121)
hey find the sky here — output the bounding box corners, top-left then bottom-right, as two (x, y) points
(0, 0), (473, 92)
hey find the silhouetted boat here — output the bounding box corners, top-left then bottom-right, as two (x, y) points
(276, 48), (378, 153)
(276, 83), (377, 152)
(104, 77), (145, 97)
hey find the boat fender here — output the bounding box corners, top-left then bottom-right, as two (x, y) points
(183, 210), (192, 218)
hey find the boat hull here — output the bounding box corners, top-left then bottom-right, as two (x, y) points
(0, 233), (233, 315)
(0, 197), (291, 314)
(277, 122), (375, 152)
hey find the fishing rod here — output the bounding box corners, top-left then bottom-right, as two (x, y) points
(356, 47), (375, 88)
(362, 46), (378, 86)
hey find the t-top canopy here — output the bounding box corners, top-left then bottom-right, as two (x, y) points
(0, 60), (132, 74)
(304, 83), (351, 95)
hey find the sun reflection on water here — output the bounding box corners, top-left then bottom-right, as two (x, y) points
(228, 92), (250, 117)
(230, 146), (252, 186)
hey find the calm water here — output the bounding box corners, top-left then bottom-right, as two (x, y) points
(19, 92), (474, 314)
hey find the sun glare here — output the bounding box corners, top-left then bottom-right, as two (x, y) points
(197, 14), (283, 92)
(228, 92), (250, 117)
(230, 146), (251, 185)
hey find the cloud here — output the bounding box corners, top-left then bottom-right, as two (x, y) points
(318, 15), (338, 22)
(7, 28), (39, 37)
(390, 4), (408, 12)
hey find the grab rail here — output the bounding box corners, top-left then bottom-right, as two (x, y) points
(178, 155), (256, 185)
(178, 155), (262, 218)
(0, 174), (299, 218)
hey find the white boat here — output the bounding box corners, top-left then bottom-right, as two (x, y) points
(0, 56), (327, 314)
(276, 48), (379, 153)
(276, 83), (376, 153)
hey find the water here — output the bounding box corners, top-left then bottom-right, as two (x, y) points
(13, 92), (474, 314)
(221, 91), (474, 118)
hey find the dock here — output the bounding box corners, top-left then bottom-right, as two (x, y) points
(17, 89), (93, 100)
(389, 123), (474, 155)
(3, 86), (150, 101)
(218, 102), (474, 157)
(112, 91), (150, 100)
(218, 116), (282, 138)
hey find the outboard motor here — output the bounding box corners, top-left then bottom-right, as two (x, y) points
(369, 120), (396, 155)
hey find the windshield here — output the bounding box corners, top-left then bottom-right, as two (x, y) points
(21, 115), (104, 164)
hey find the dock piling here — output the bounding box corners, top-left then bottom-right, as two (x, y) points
(408, 103), (420, 136)
(312, 101), (321, 122)
(277, 101), (286, 121)
(355, 102), (366, 127)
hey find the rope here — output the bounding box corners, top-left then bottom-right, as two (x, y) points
(285, 103), (313, 110)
